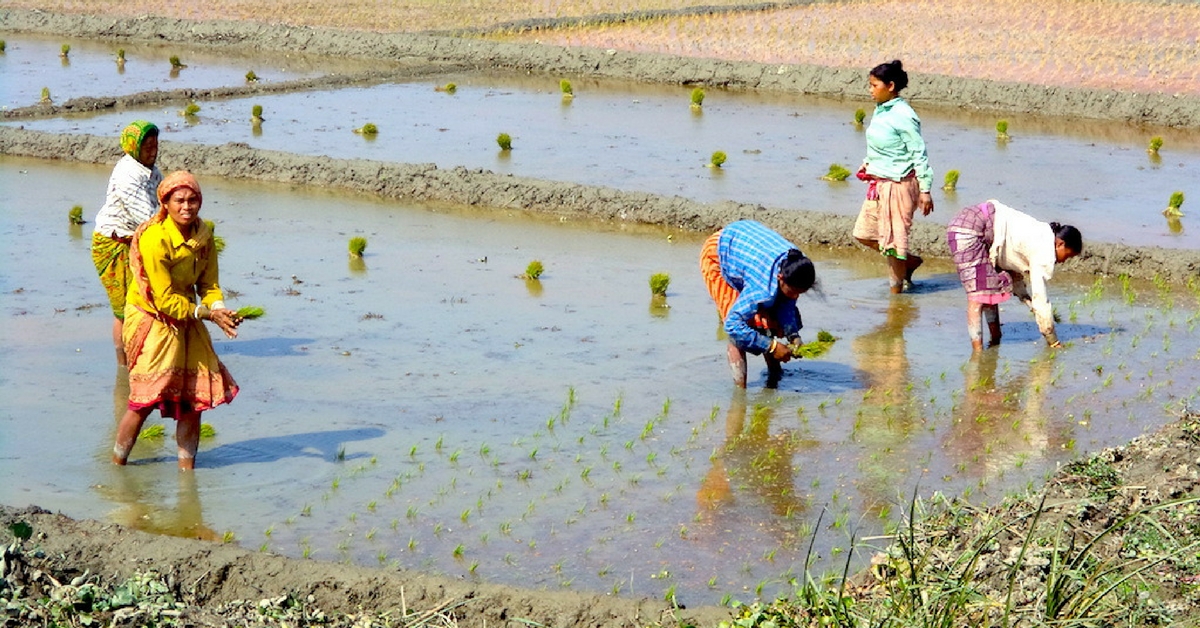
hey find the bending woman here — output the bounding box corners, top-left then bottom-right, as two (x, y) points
(852, 60), (934, 293)
(92, 121), (164, 367)
(113, 171), (241, 470)
(946, 200), (1081, 351)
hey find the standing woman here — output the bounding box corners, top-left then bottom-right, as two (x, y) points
(946, 200), (1081, 351)
(92, 121), (164, 367)
(113, 171), (241, 470)
(852, 60), (934, 293)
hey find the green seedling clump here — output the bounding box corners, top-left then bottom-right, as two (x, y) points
(204, 220), (225, 253)
(1164, 191), (1185, 217)
(709, 151), (727, 168)
(854, 108), (866, 125)
(942, 169), (960, 191)
(169, 55), (186, 68)
(251, 104), (264, 123)
(497, 133), (513, 151)
(349, 236), (368, 257)
(525, 260), (544, 280)
(200, 423), (217, 439)
(649, 273), (670, 296)
(116, 48), (125, 61)
(40, 87), (51, 104)
(436, 82), (457, 93)
(0, 41), (6, 54)
(793, 330), (837, 358)
(560, 79), (573, 97)
(68, 205), (85, 225)
(822, 163), (851, 181)
(183, 102), (200, 116)
(60, 44), (70, 58)
(995, 119), (1010, 140)
(138, 424), (166, 440)
(355, 123), (378, 136)
(236, 306), (265, 319)
(1147, 136), (1164, 154)
(690, 87), (705, 108)
(245, 70), (258, 82)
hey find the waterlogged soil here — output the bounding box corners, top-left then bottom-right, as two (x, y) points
(10, 64), (1200, 249)
(5, 156), (1200, 617)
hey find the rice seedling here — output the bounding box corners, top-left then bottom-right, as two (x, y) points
(68, 204), (85, 225)
(496, 132), (512, 150)
(1163, 191), (1185, 217)
(821, 164), (851, 181)
(182, 102), (200, 117)
(435, 82), (457, 93)
(996, 119), (1010, 140)
(0, 41), (6, 53)
(854, 108), (866, 126)
(1147, 136), (1164, 154)
(251, 104), (264, 124)
(59, 44), (70, 58)
(793, 330), (837, 358)
(690, 87), (705, 109)
(199, 423), (216, 439)
(39, 87), (51, 104)
(942, 169), (960, 191)
(649, 272), (670, 296)
(222, 530), (236, 543)
(354, 123), (378, 135)
(524, 260), (544, 279)
(137, 424), (166, 440)
(245, 70), (258, 83)
(169, 55), (186, 69)
(560, 78), (574, 100)
(348, 236), (368, 257)
(709, 151), (727, 168)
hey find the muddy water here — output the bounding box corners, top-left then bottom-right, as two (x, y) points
(0, 34), (384, 110)
(12, 69), (1200, 249)
(3, 155), (1199, 604)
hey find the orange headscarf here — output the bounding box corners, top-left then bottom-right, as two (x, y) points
(155, 170), (203, 220)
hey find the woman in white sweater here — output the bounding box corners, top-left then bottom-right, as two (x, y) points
(946, 200), (1082, 351)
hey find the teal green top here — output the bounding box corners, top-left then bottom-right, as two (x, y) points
(863, 97), (933, 193)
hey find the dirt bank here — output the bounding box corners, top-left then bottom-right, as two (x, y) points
(2, 8), (1199, 128)
(2, 125), (1197, 282)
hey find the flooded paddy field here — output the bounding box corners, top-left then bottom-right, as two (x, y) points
(9, 65), (1199, 249)
(0, 33), (384, 111)
(3, 155), (1199, 605)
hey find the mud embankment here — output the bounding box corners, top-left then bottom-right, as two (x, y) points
(2, 126), (1196, 281)
(3, 8), (1200, 128)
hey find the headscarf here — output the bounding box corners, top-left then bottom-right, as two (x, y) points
(155, 170), (203, 219)
(120, 120), (158, 158)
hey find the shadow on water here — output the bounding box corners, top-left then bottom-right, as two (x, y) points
(215, 336), (315, 357)
(1001, 322), (1113, 344)
(197, 428), (386, 468)
(902, 273), (962, 295)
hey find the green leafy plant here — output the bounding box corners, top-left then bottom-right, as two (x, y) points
(854, 108), (866, 126)
(68, 204), (85, 225)
(348, 236), (368, 257)
(821, 163), (851, 181)
(436, 82), (457, 93)
(792, 330), (837, 358)
(115, 48), (124, 62)
(709, 151), (727, 168)
(39, 87), (51, 104)
(1164, 191), (1185, 217)
(0, 40), (6, 54)
(60, 43), (70, 58)
(199, 423), (217, 439)
(203, 220), (224, 253)
(524, 260), (544, 280)
(354, 123), (378, 135)
(138, 424), (166, 440)
(996, 119), (1010, 140)
(649, 273), (670, 296)
(169, 55), (186, 68)
(251, 104), (264, 123)
(235, 306), (265, 319)
(1147, 136), (1163, 154)
(183, 102), (200, 116)
(560, 78), (573, 97)
(245, 70), (258, 82)
(942, 169), (960, 191)
(497, 132), (512, 151)
(690, 87), (705, 109)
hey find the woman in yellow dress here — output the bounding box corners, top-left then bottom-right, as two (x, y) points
(113, 171), (241, 470)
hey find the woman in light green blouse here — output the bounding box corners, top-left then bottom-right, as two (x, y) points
(852, 59), (935, 294)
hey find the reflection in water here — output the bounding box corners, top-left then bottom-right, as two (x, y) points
(697, 389), (810, 532)
(348, 255), (368, 274)
(851, 298), (919, 511)
(95, 468), (218, 541)
(945, 351), (1054, 483)
(649, 294), (670, 319)
(524, 278), (544, 298)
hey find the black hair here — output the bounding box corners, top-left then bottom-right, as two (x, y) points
(869, 59), (909, 92)
(1050, 222), (1082, 253)
(780, 249), (816, 293)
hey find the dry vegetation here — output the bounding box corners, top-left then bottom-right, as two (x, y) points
(498, 0), (1200, 96)
(0, 0), (759, 32)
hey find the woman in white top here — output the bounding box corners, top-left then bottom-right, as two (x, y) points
(91, 121), (163, 367)
(946, 200), (1081, 351)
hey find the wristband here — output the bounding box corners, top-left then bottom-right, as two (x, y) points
(767, 339), (777, 354)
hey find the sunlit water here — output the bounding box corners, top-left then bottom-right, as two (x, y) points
(3, 156), (1199, 605)
(5, 54), (1199, 249)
